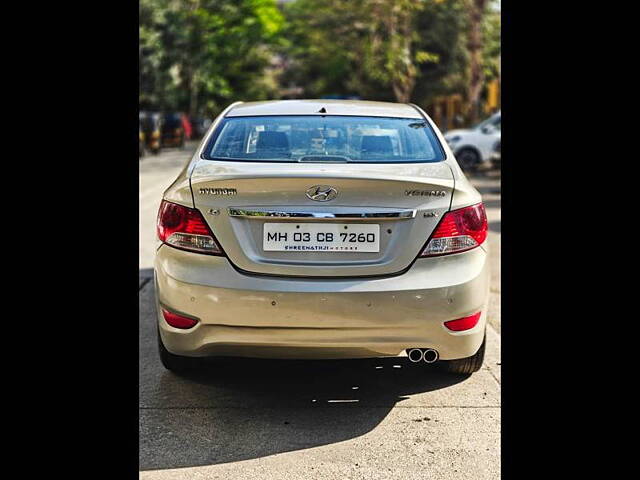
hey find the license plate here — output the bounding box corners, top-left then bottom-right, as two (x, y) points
(263, 223), (380, 252)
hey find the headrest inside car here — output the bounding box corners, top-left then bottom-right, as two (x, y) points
(361, 136), (393, 156)
(256, 131), (290, 153)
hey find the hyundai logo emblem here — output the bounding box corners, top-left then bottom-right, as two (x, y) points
(306, 185), (338, 202)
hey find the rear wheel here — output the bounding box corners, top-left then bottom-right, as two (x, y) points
(456, 148), (481, 171)
(158, 329), (202, 373)
(440, 334), (486, 375)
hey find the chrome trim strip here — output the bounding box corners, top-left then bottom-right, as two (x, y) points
(228, 208), (416, 220)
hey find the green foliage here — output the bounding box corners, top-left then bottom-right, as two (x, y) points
(139, 0), (501, 115)
(279, 0), (363, 98)
(281, 0), (491, 105)
(482, 6), (501, 81)
(139, 0), (285, 116)
(411, 0), (470, 104)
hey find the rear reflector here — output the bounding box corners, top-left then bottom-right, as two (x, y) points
(421, 203), (487, 257)
(157, 200), (223, 255)
(444, 312), (481, 331)
(161, 308), (199, 329)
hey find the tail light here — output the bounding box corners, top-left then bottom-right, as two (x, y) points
(421, 203), (487, 257)
(161, 308), (199, 329)
(444, 312), (481, 331)
(157, 200), (223, 255)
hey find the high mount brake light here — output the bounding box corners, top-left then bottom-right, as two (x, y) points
(157, 200), (223, 255)
(421, 203), (487, 257)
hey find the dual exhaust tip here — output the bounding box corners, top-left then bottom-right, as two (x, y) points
(407, 348), (439, 364)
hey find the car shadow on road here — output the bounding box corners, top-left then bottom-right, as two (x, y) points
(140, 355), (469, 471)
(139, 274), (471, 471)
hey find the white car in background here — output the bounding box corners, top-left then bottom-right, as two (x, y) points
(444, 111), (500, 170)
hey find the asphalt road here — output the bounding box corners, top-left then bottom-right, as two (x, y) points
(139, 145), (501, 479)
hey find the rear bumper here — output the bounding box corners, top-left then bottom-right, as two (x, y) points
(154, 244), (489, 360)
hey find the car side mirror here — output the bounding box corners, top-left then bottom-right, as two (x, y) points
(481, 125), (495, 134)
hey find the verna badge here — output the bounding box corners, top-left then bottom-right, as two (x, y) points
(405, 189), (447, 197)
(306, 185), (338, 202)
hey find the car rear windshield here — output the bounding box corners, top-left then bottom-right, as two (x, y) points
(202, 115), (445, 163)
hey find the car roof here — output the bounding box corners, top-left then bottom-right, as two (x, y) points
(226, 100), (423, 119)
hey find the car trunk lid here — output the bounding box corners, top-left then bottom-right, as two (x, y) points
(190, 159), (454, 277)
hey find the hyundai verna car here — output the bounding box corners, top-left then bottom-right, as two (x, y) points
(154, 100), (489, 375)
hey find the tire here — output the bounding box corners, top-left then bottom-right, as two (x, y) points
(456, 148), (481, 171)
(158, 329), (201, 373)
(441, 333), (486, 375)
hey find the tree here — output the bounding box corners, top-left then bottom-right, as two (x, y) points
(139, 0), (285, 116)
(280, 0), (366, 98)
(464, 0), (488, 123)
(285, 0), (442, 102)
(139, 0), (501, 123)
(362, 0), (429, 103)
(411, 0), (469, 106)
